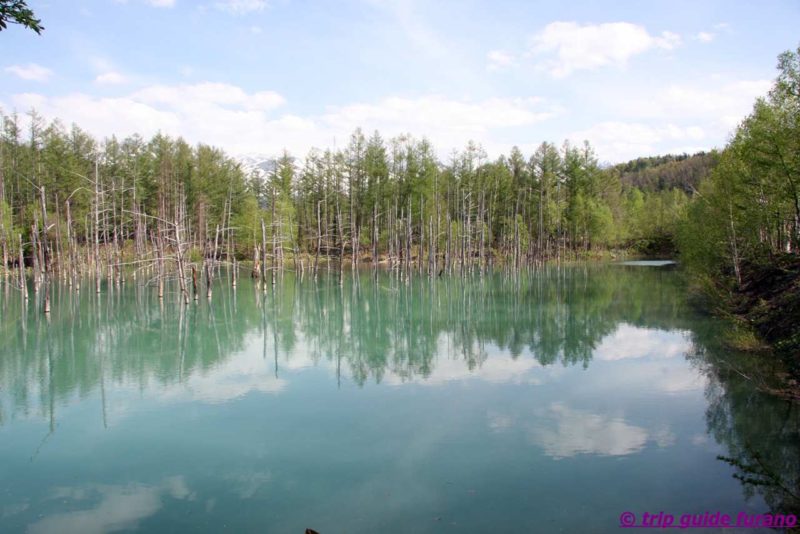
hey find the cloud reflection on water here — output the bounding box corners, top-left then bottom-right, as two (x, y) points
(530, 402), (650, 458)
(27, 477), (191, 534)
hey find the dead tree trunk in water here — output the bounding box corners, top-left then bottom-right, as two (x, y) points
(65, 200), (77, 288)
(94, 160), (102, 294)
(39, 185), (51, 313)
(0, 159), (6, 280)
(271, 190), (277, 287)
(337, 196), (344, 285)
(192, 265), (199, 301)
(261, 218), (268, 288)
(313, 201), (321, 277)
(19, 234), (27, 300)
(31, 217), (40, 293)
(372, 205), (378, 280)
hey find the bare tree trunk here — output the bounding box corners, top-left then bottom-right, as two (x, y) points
(428, 215), (434, 276)
(434, 170), (440, 275)
(157, 230), (165, 300)
(445, 209), (451, 275)
(337, 196), (344, 285)
(1, 232), (7, 281)
(261, 218), (268, 285)
(0, 156), (5, 279)
(313, 201), (321, 278)
(728, 199), (742, 287)
(19, 234), (27, 300)
(31, 218), (40, 293)
(466, 193), (472, 275)
(205, 261), (213, 300)
(252, 242), (260, 279)
(406, 200), (412, 281)
(192, 265), (199, 301)
(419, 196), (424, 275)
(54, 194), (63, 279)
(94, 160), (101, 294)
(388, 201), (394, 272)
(271, 190), (277, 287)
(372, 204), (378, 280)
(479, 191), (485, 273)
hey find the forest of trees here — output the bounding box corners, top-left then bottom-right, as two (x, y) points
(0, 108), (692, 305)
(615, 152), (718, 193)
(676, 46), (799, 290)
(1, 38), (796, 331)
(676, 45), (800, 358)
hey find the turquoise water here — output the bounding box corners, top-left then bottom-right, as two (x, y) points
(0, 265), (797, 533)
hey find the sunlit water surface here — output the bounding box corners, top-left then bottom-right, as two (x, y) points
(1, 265), (797, 533)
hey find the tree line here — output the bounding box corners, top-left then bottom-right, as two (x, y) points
(615, 152), (718, 193)
(674, 45), (800, 364)
(677, 46), (799, 295)
(0, 107), (698, 303)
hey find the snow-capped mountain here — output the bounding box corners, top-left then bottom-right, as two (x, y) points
(237, 154), (277, 178)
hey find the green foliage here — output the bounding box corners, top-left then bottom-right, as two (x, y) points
(677, 44), (800, 284)
(231, 195), (260, 250)
(0, 104), (709, 267)
(0, 0), (43, 34)
(614, 152), (718, 192)
(0, 110), (255, 261)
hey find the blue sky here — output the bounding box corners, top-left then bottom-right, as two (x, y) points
(2, 0), (799, 162)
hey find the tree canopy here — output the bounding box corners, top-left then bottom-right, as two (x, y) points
(677, 44), (800, 286)
(0, 0), (43, 34)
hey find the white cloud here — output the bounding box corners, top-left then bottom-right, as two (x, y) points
(147, 335), (289, 403)
(487, 50), (515, 71)
(487, 410), (515, 431)
(214, 0), (267, 14)
(594, 324), (692, 361)
(12, 91), (183, 139)
(146, 0), (175, 7)
(658, 366), (706, 393)
(95, 71), (128, 85)
(10, 72), (763, 164)
(656, 31), (682, 49)
(529, 21), (682, 77)
(575, 77), (771, 161)
(695, 31), (715, 43)
(640, 81), (771, 128)
(5, 63), (53, 82)
(321, 95), (555, 149)
(384, 351), (542, 387)
(569, 121), (708, 162)
(584, 348), (708, 394)
(8, 83), (554, 158)
(29, 478), (191, 534)
(132, 82), (285, 111)
(530, 403), (649, 458)
(652, 425), (677, 447)
(8, 82), (302, 152)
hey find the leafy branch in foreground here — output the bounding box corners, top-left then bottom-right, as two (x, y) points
(0, 0), (44, 35)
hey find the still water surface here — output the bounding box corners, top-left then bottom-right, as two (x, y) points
(1, 265), (797, 533)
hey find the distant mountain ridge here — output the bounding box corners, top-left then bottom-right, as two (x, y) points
(612, 151), (719, 192)
(237, 154), (277, 178)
